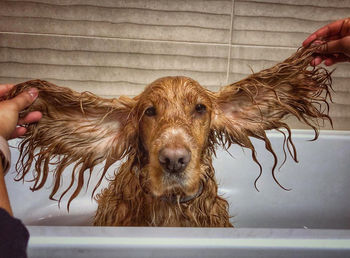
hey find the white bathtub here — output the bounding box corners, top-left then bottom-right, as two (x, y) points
(5, 130), (350, 257)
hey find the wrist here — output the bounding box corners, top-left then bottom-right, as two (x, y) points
(0, 136), (11, 175)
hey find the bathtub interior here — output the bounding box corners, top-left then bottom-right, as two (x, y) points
(5, 129), (350, 229)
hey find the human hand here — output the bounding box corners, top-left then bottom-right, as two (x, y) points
(0, 84), (42, 140)
(303, 17), (350, 66)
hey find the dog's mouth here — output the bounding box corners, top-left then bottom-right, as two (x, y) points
(160, 166), (197, 190)
(145, 164), (204, 202)
(159, 179), (204, 204)
(162, 168), (186, 183)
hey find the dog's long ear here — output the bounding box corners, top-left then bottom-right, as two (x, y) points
(211, 47), (332, 188)
(6, 80), (136, 208)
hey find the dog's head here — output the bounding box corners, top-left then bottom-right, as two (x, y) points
(8, 47), (332, 207)
(134, 77), (215, 197)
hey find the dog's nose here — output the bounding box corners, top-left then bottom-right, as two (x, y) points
(158, 147), (191, 173)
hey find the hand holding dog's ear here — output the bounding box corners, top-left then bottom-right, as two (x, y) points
(303, 17), (350, 66)
(6, 80), (136, 208)
(0, 84), (42, 140)
(214, 47), (332, 137)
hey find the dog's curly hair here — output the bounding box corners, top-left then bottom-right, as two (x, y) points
(5, 46), (332, 227)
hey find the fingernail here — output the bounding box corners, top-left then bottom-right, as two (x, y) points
(324, 59), (332, 66)
(310, 40), (323, 47)
(27, 88), (38, 100)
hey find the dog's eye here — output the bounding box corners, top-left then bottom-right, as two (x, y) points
(145, 106), (156, 117)
(195, 104), (206, 114)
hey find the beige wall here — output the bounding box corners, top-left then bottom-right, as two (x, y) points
(0, 0), (349, 129)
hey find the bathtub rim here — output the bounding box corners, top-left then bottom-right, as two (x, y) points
(27, 226), (350, 257)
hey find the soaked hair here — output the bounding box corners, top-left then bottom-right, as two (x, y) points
(4, 46), (332, 217)
(211, 46), (332, 190)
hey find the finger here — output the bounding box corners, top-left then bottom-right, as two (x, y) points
(317, 37), (350, 56)
(324, 55), (350, 66)
(303, 18), (348, 47)
(10, 88), (39, 112)
(340, 17), (350, 37)
(0, 84), (15, 97)
(9, 126), (27, 139)
(18, 111), (42, 125)
(303, 34), (317, 47)
(311, 56), (324, 66)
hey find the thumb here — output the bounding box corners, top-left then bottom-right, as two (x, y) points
(11, 88), (39, 111)
(317, 37), (350, 57)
